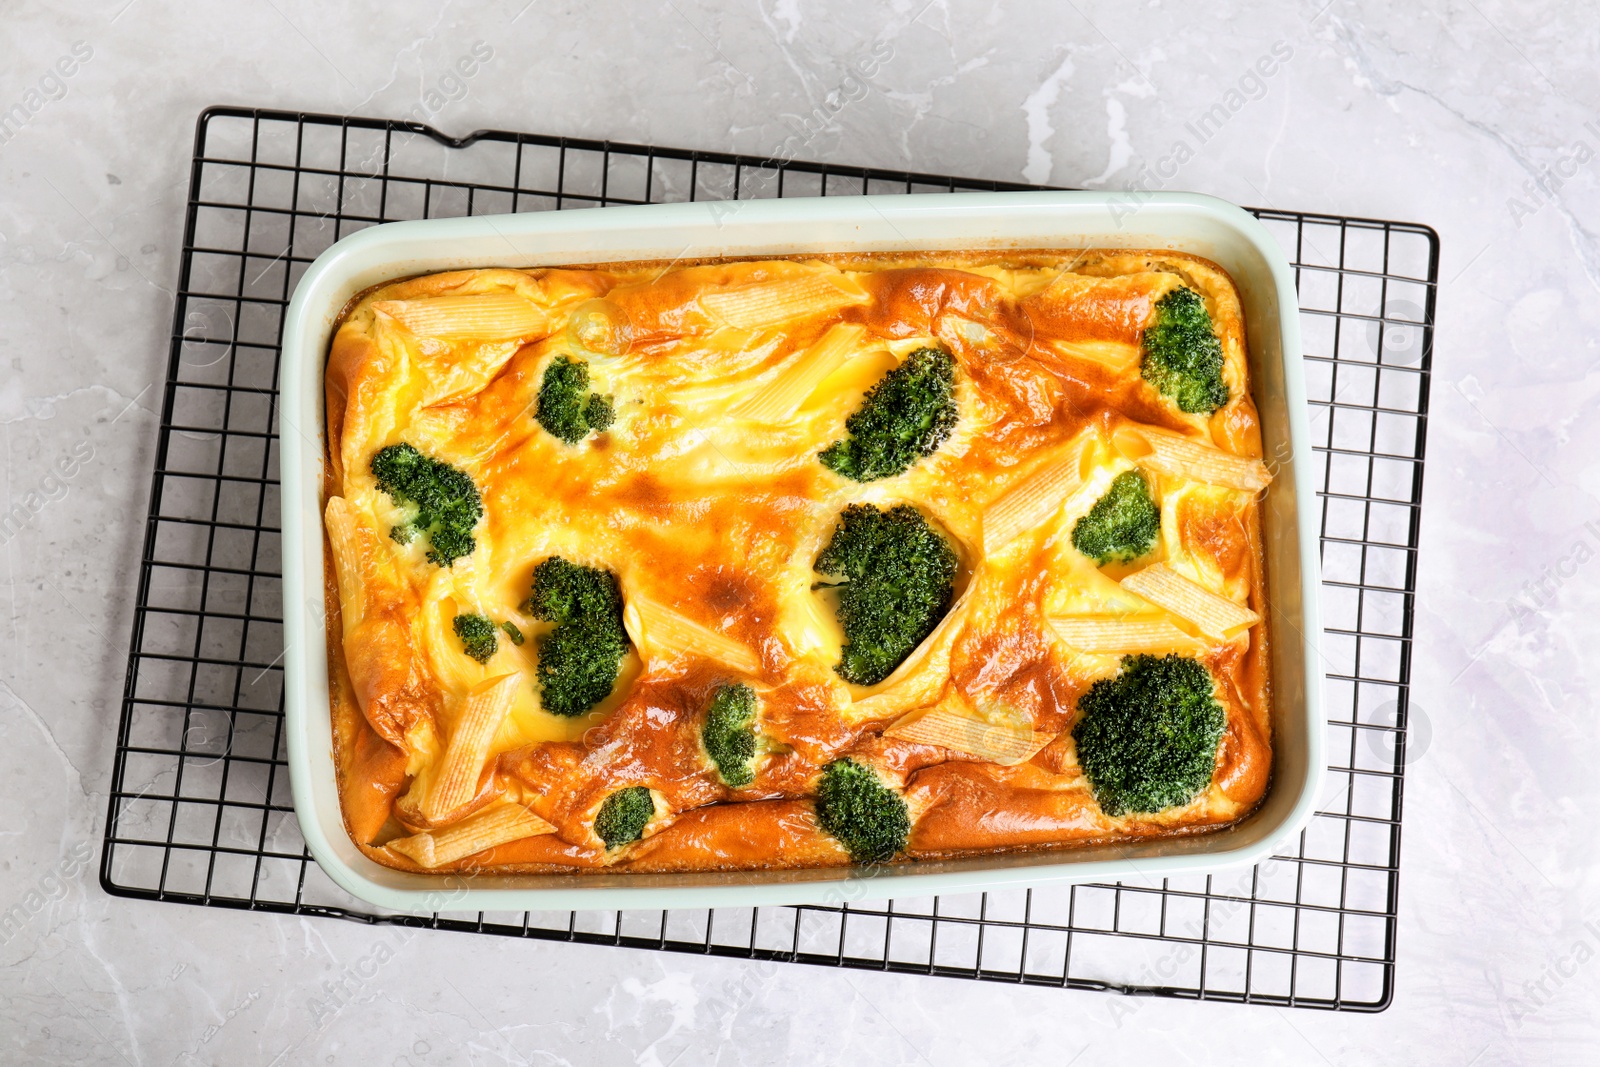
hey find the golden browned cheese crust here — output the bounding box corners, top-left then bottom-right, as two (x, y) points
(321, 251), (1273, 874)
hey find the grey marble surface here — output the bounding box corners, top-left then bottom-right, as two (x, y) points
(2, 1), (1598, 1063)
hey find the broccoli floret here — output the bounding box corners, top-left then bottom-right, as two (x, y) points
(369, 442), (483, 567)
(818, 346), (957, 482)
(1072, 653), (1226, 816)
(701, 683), (758, 787)
(527, 556), (630, 717)
(1140, 287), (1229, 415)
(1071, 469), (1160, 565)
(584, 392), (615, 431)
(500, 620), (525, 646)
(536, 354), (614, 444)
(594, 786), (655, 848)
(452, 613), (498, 663)
(814, 758), (910, 864)
(814, 503), (958, 686)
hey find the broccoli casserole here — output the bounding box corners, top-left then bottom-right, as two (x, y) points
(320, 250), (1273, 874)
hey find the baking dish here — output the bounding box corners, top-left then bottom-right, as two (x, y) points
(280, 190), (1322, 912)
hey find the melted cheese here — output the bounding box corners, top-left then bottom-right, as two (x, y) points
(322, 250), (1273, 874)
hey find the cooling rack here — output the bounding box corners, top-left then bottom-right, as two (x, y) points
(102, 105), (1435, 1011)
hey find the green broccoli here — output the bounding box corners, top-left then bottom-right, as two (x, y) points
(500, 620), (525, 646)
(1141, 287), (1229, 415)
(814, 503), (958, 686)
(527, 556), (630, 717)
(369, 442), (483, 567)
(536, 354), (615, 444)
(1071, 469), (1160, 565)
(1072, 653), (1226, 816)
(818, 346), (958, 482)
(701, 683), (758, 787)
(814, 758), (910, 864)
(594, 786), (655, 848)
(452, 613), (498, 663)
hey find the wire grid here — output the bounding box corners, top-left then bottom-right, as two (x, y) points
(102, 106), (1435, 1011)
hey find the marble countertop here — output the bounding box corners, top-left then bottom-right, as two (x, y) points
(3, 1), (1597, 1063)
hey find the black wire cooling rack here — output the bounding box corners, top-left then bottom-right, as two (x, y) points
(102, 105), (1435, 1012)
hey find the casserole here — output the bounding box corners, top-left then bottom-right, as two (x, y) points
(282, 191), (1321, 911)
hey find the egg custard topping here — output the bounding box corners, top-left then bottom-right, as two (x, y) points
(322, 251), (1274, 874)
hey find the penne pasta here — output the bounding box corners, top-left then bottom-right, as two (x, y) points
(372, 294), (549, 342)
(1022, 270), (1182, 344)
(323, 497), (366, 637)
(422, 673), (521, 822)
(1113, 426), (1271, 492)
(700, 273), (866, 330)
(886, 696), (1050, 767)
(387, 801), (556, 869)
(982, 437), (1107, 551)
(733, 323), (867, 422)
(1046, 614), (1205, 653)
(1120, 562), (1261, 639)
(630, 597), (762, 675)
(1046, 338), (1142, 373)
